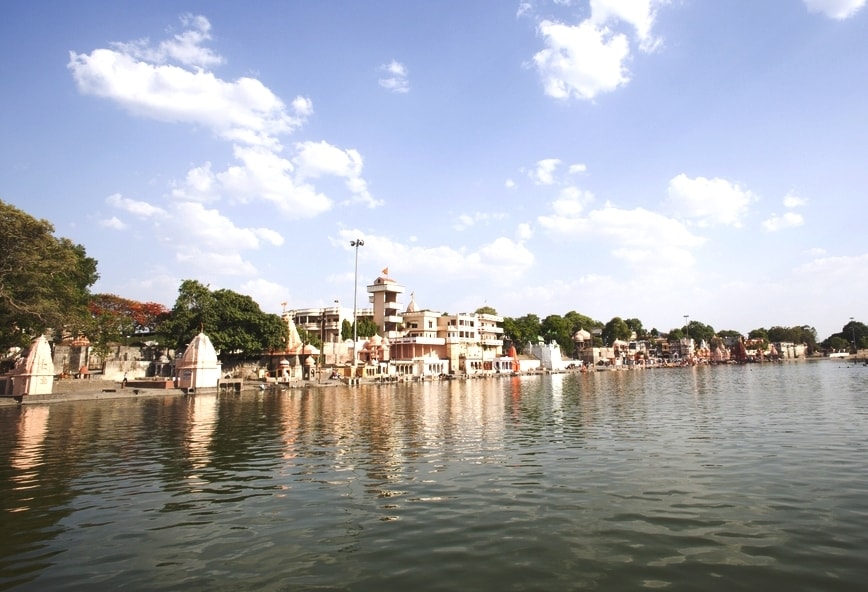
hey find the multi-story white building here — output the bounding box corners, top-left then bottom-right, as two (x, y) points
(284, 273), (504, 376)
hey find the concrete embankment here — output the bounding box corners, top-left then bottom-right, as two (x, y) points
(1, 378), (187, 406)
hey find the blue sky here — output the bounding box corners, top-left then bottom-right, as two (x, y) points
(2, 0), (866, 340)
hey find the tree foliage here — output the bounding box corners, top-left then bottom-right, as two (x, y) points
(158, 280), (287, 360)
(0, 199), (99, 347)
(540, 314), (575, 355)
(823, 319), (867, 352)
(601, 317), (631, 345)
(503, 314), (541, 353)
(86, 294), (169, 357)
(685, 320), (716, 345)
(623, 318), (646, 339)
(475, 305), (498, 315)
(766, 325), (818, 353)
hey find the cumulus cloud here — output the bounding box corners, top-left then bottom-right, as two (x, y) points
(293, 141), (382, 207)
(532, 158), (562, 185)
(666, 173), (757, 227)
(70, 14), (376, 219)
(69, 46), (308, 150)
(762, 211), (805, 232)
(539, 201), (704, 272)
(803, 0), (866, 19)
(550, 186), (595, 217)
(99, 216), (126, 230)
(783, 192), (808, 208)
(763, 191), (808, 230)
(106, 193), (167, 218)
(530, 1), (666, 100)
(452, 211), (506, 231)
(591, 0), (662, 52)
(533, 19), (630, 100)
(332, 229), (534, 283)
(378, 60), (409, 93)
(111, 13), (224, 68)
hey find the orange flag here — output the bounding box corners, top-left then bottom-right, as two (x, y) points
(382, 267), (389, 276)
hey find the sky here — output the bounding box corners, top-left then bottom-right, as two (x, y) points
(1, 0), (866, 341)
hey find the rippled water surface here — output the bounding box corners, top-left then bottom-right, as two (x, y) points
(2, 362), (868, 591)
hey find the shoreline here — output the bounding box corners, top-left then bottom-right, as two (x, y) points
(2, 355), (863, 407)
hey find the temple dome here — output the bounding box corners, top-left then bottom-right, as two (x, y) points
(178, 333), (218, 368)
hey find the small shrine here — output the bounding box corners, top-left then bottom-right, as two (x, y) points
(176, 332), (221, 391)
(3, 335), (55, 397)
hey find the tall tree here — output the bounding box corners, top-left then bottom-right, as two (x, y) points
(159, 280), (287, 360)
(601, 317), (631, 345)
(503, 314), (541, 353)
(0, 199), (99, 347)
(540, 314), (575, 356)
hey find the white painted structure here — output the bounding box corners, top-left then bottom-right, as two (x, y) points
(4, 335), (55, 396)
(176, 332), (221, 391)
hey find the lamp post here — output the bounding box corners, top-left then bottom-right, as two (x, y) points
(851, 317), (856, 354)
(351, 239), (364, 372)
(683, 314), (690, 361)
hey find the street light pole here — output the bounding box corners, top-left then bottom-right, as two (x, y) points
(851, 317), (856, 354)
(684, 315), (689, 340)
(351, 239), (364, 372)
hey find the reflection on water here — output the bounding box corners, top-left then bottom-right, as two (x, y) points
(9, 406), (50, 513)
(1, 362), (867, 591)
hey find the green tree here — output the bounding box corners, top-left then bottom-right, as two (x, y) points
(0, 199), (99, 347)
(717, 329), (743, 340)
(623, 318), (645, 339)
(340, 319), (353, 341)
(357, 318), (379, 338)
(823, 319), (867, 352)
(540, 314), (575, 356)
(685, 320), (716, 344)
(475, 305), (498, 315)
(601, 317), (631, 345)
(503, 314), (541, 353)
(297, 326), (322, 349)
(159, 280), (287, 361)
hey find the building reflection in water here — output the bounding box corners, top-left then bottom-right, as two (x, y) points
(185, 393), (218, 487)
(9, 405), (51, 512)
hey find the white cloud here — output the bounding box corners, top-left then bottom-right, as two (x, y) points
(505, 178), (516, 189)
(99, 216), (126, 230)
(533, 19), (631, 100)
(174, 247), (255, 276)
(538, 202), (705, 272)
(293, 141), (381, 207)
(72, 16), (376, 218)
(106, 193), (167, 218)
(762, 212), (805, 232)
(783, 192), (808, 208)
(591, 0), (662, 52)
(239, 278), (289, 313)
(666, 173), (757, 227)
(568, 163), (588, 174)
(517, 223), (533, 241)
(551, 186), (594, 217)
(69, 46), (308, 150)
(533, 158), (562, 185)
(378, 60), (409, 93)
(332, 229), (534, 283)
(803, 0), (866, 19)
(452, 211), (506, 231)
(112, 14), (224, 68)
(171, 201), (283, 250)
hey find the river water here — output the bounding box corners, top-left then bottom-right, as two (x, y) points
(1, 361), (867, 591)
